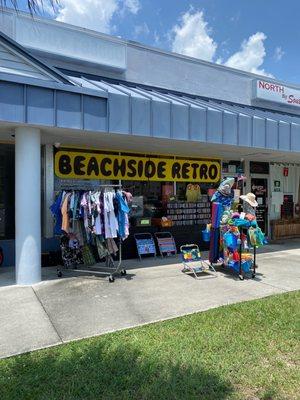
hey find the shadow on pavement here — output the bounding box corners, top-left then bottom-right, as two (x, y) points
(1, 239), (299, 288)
(0, 340), (234, 400)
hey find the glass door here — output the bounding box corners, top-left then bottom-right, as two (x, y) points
(251, 177), (268, 234)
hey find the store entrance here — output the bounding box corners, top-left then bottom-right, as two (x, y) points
(251, 178), (268, 234)
(121, 180), (216, 258)
(0, 145), (15, 240)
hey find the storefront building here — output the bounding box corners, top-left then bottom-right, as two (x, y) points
(0, 9), (299, 284)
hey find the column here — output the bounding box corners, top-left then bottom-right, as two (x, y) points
(15, 127), (41, 285)
(43, 144), (54, 238)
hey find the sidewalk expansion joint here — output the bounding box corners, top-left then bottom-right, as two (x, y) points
(31, 286), (64, 343)
(255, 279), (290, 292)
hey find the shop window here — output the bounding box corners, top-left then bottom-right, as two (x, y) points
(122, 180), (219, 227)
(0, 145), (15, 239)
(222, 160), (244, 174)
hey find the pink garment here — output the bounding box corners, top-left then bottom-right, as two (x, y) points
(80, 193), (89, 230)
(124, 213), (129, 239)
(94, 192), (102, 235)
(123, 191), (133, 204)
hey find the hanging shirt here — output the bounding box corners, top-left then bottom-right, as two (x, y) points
(104, 192), (119, 238)
(72, 219), (84, 246)
(61, 192), (71, 233)
(80, 192), (89, 231)
(106, 238), (118, 255)
(116, 191), (130, 239)
(95, 235), (109, 259)
(50, 192), (64, 235)
(72, 191), (80, 220)
(92, 191), (102, 235)
(69, 192), (75, 214)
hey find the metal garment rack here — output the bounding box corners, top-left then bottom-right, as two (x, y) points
(237, 239), (257, 281)
(57, 184), (127, 283)
(73, 238), (125, 283)
(210, 227), (257, 281)
(99, 184), (122, 188)
(237, 242), (257, 280)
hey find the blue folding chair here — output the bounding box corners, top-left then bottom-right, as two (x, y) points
(180, 244), (216, 279)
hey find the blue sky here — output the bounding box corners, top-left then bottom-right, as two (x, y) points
(16, 0), (299, 83)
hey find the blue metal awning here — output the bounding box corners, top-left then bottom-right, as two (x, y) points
(0, 70), (299, 153)
(67, 75), (300, 153)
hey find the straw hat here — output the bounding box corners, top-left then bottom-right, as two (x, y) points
(240, 192), (258, 207)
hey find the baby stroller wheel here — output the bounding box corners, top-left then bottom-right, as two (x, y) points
(121, 270), (127, 276)
(109, 275), (115, 283)
(57, 269), (62, 278)
(252, 272), (256, 279)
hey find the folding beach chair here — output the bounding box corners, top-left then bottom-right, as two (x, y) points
(180, 244), (216, 279)
(154, 232), (177, 257)
(134, 233), (157, 261)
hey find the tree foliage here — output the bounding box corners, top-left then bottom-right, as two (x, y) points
(0, 1), (58, 14)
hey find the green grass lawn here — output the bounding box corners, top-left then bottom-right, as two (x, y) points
(0, 291), (299, 400)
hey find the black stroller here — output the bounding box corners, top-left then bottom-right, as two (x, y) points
(57, 233), (83, 277)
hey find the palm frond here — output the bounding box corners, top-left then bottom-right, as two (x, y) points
(0, 0), (59, 14)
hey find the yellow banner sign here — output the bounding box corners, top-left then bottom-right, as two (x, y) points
(54, 151), (221, 183)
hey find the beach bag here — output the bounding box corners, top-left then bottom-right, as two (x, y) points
(248, 227), (265, 247)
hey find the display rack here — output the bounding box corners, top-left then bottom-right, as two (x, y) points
(55, 184), (127, 283)
(220, 227), (258, 280)
(166, 196), (211, 226)
(57, 238), (126, 283)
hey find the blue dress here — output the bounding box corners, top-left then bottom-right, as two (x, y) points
(115, 191), (130, 239)
(50, 192), (64, 235)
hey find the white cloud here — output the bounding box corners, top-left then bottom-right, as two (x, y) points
(224, 32), (273, 77)
(154, 31), (161, 45)
(124, 0), (140, 14)
(134, 22), (150, 38)
(274, 46), (284, 62)
(171, 10), (217, 61)
(55, 0), (140, 34)
(170, 10), (273, 76)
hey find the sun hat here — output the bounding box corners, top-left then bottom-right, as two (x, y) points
(240, 192), (258, 208)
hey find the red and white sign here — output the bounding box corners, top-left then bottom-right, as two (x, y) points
(254, 80), (300, 108)
(283, 167), (289, 177)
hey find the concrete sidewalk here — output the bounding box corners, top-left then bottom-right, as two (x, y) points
(0, 240), (299, 359)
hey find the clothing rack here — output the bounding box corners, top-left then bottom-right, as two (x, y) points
(69, 237), (125, 283)
(98, 184), (122, 187)
(52, 184), (130, 283)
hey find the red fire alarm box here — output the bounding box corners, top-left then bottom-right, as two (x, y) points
(283, 167), (289, 177)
